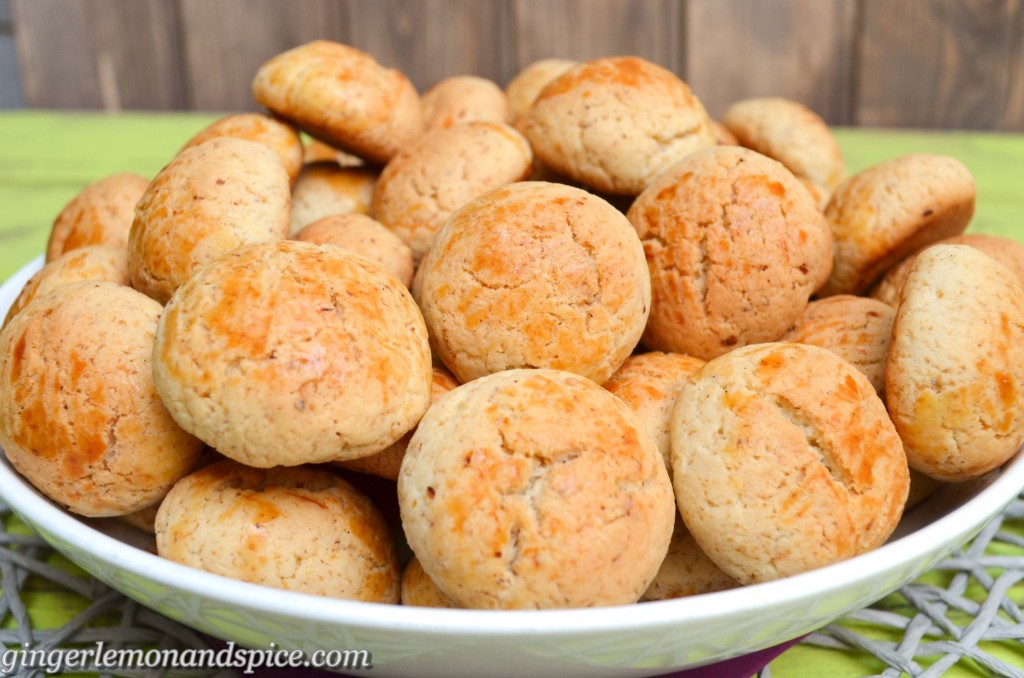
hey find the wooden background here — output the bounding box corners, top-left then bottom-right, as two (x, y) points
(3, 0), (1024, 130)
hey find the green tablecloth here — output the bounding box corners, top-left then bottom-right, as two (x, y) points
(0, 112), (1022, 677)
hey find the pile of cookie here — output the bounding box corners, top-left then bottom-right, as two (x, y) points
(1, 40), (1022, 610)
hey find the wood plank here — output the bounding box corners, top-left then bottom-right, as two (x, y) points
(685, 0), (857, 124)
(1002, 2), (1024, 130)
(0, 32), (23, 108)
(177, 0), (349, 112)
(856, 0), (1022, 130)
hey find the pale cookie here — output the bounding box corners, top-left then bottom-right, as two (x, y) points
(4, 245), (128, 327)
(421, 76), (509, 131)
(672, 343), (909, 584)
(523, 56), (716, 195)
(712, 120), (739, 146)
(295, 214), (414, 288)
(722, 97), (845, 190)
(628, 146), (833, 359)
(640, 516), (738, 602)
(603, 352), (705, 475)
(0, 282), (203, 517)
(336, 366), (459, 481)
(156, 460), (400, 602)
(399, 369), (675, 609)
(372, 121), (532, 262)
(414, 181), (650, 384)
(401, 556), (458, 608)
(782, 295), (896, 394)
(154, 240), (431, 467)
(505, 58), (577, 123)
(252, 40), (423, 165)
(46, 173), (148, 262)
(128, 137), (290, 304)
(181, 113), (304, 185)
(821, 154), (975, 297)
(304, 139), (365, 167)
(886, 245), (1024, 481)
(907, 469), (944, 510)
(290, 162), (378, 235)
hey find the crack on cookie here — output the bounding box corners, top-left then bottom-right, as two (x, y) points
(769, 392), (859, 495)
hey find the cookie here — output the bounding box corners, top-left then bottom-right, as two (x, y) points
(401, 556), (458, 608)
(782, 295), (896, 394)
(886, 244), (1024, 481)
(181, 113), (304, 185)
(371, 121), (532, 261)
(252, 40), (423, 165)
(153, 240), (432, 467)
(628, 146), (833, 359)
(46, 173), (148, 262)
(639, 516), (738, 602)
(672, 342), (909, 584)
(712, 120), (739, 146)
(523, 56), (716, 195)
(399, 368), (675, 609)
(505, 58), (577, 123)
(156, 460), (400, 602)
(128, 137), (290, 304)
(0, 282), (203, 517)
(290, 162), (378, 235)
(294, 214), (414, 288)
(414, 181), (650, 384)
(421, 76), (508, 131)
(820, 154), (975, 297)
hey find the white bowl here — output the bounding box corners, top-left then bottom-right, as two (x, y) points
(1, 255), (1022, 678)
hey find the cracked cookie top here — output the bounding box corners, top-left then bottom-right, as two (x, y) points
(46, 173), (149, 262)
(181, 113), (304, 186)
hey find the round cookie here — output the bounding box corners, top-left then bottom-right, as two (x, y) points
(336, 366), (459, 481)
(128, 137), (290, 304)
(886, 244), (1024, 481)
(294, 214), (414, 288)
(672, 342), (909, 584)
(782, 295), (896, 394)
(640, 516), (738, 602)
(712, 120), (739, 146)
(290, 162), (378, 235)
(414, 181), (650, 384)
(628, 146), (833, 360)
(154, 240), (431, 467)
(156, 460), (400, 602)
(603, 352), (705, 474)
(401, 556), (458, 608)
(399, 368), (675, 609)
(46, 173), (148, 262)
(505, 58), (577, 123)
(523, 56), (716, 195)
(0, 282), (203, 517)
(722, 97), (845, 191)
(421, 76), (509, 131)
(4, 245), (128, 327)
(871, 233), (1024, 307)
(252, 40), (423, 166)
(181, 113), (304, 185)
(820, 153), (975, 297)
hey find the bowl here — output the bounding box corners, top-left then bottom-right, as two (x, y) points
(1, 255), (1022, 678)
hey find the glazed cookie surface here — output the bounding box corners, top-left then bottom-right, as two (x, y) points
(46, 173), (148, 262)
(401, 556), (458, 608)
(523, 56), (716, 195)
(399, 368), (675, 609)
(421, 76), (509, 131)
(294, 214), (414, 288)
(628, 146), (833, 359)
(0, 282), (203, 517)
(886, 245), (1024, 481)
(128, 137), (290, 304)
(290, 162), (378, 235)
(414, 181), (650, 384)
(156, 460), (400, 601)
(821, 153), (975, 297)
(505, 58), (577, 122)
(182, 113), (304, 185)
(672, 342), (908, 584)
(154, 240), (432, 467)
(252, 40), (423, 165)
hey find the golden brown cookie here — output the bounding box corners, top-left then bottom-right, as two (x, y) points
(294, 214), (414, 288)
(371, 121), (532, 261)
(252, 40), (423, 165)
(672, 342), (909, 584)
(0, 282), (203, 517)
(156, 460), (400, 601)
(523, 56), (716, 195)
(46, 173), (148, 262)
(154, 240), (432, 467)
(782, 295), (896, 394)
(505, 58), (577, 123)
(414, 181), (650, 384)
(886, 244), (1024, 481)
(290, 162), (378, 235)
(628, 146), (833, 359)
(128, 137), (290, 304)
(399, 368), (675, 609)
(821, 154), (975, 297)
(401, 556), (459, 608)
(421, 76), (509, 131)
(640, 516), (738, 602)
(181, 113), (304, 185)
(712, 120), (739, 146)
